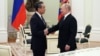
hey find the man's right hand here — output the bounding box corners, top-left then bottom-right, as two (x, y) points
(44, 28), (48, 35)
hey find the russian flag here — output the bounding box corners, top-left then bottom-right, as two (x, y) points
(12, 0), (26, 30)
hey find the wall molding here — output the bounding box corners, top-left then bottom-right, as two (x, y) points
(0, 0), (8, 43)
(0, 30), (8, 43)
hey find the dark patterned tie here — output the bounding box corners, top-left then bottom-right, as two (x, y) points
(41, 16), (46, 25)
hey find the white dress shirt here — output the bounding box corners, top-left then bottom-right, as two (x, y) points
(36, 11), (45, 24)
(63, 12), (71, 20)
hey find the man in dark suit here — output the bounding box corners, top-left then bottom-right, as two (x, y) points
(46, 3), (77, 52)
(30, 1), (47, 56)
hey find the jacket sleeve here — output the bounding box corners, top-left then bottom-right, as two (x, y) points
(48, 22), (60, 34)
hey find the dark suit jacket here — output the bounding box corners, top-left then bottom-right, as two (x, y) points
(49, 14), (77, 50)
(30, 13), (47, 50)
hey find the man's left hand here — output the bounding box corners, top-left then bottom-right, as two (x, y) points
(65, 44), (70, 51)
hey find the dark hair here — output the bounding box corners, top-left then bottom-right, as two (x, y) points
(34, 1), (44, 11)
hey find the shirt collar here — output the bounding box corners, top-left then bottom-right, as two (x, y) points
(36, 11), (42, 18)
(64, 12), (71, 18)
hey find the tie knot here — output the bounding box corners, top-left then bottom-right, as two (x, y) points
(41, 16), (43, 18)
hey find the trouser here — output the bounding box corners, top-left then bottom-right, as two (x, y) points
(32, 49), (46, 56)
(60, 48), (75, 53)
(60, 48), (66, 53)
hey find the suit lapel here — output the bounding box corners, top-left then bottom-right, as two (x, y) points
(35, 13), (46, 26)
(35, 13), (46, 25)
(59, 14), (71, 27)
(41, 16), (46, 25)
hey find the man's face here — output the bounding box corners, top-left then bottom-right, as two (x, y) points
(60, 5), (69, 15)
(38, 4), (45, 14)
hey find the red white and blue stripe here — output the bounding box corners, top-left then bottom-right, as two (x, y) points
(12, 0), (26, 30)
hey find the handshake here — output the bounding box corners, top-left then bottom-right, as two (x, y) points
(43, 28), (55, 35)
(44, 28), (49, 35)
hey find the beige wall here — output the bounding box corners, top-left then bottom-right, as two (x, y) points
(8, 0), (13, 15)
(41, 0), (59, 26)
